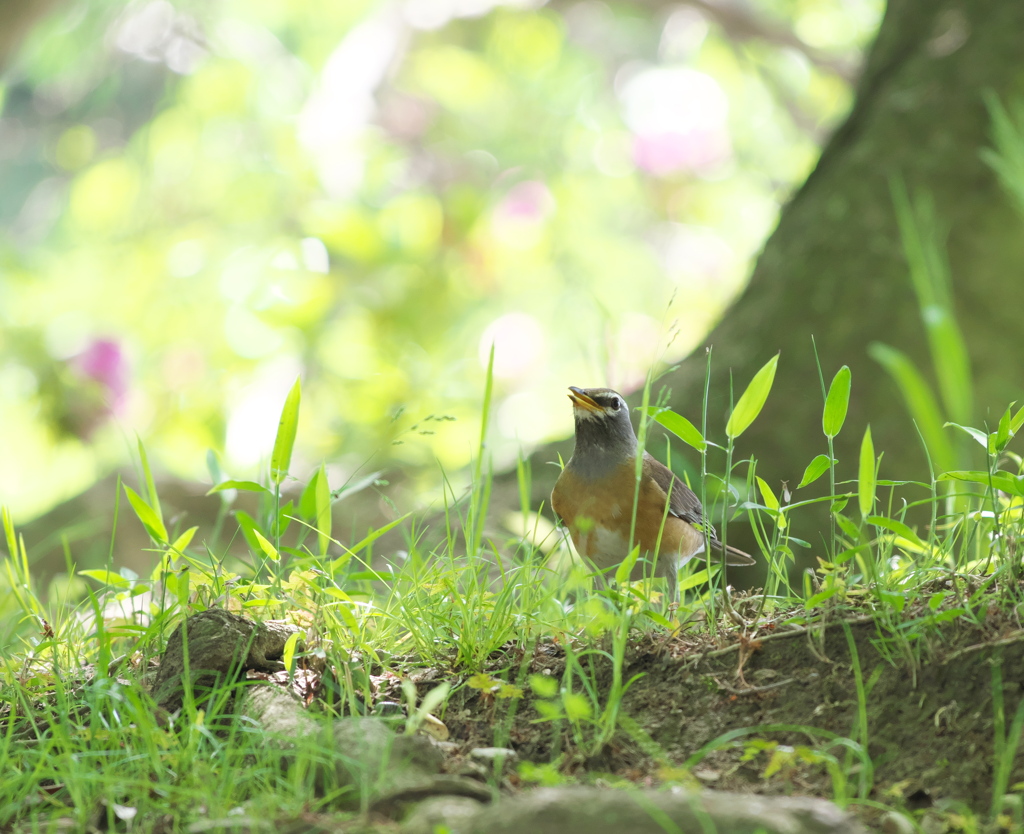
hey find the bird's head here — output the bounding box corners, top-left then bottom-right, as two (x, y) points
(567, 386), (637, 458)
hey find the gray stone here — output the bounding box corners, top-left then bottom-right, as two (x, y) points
(239, 685), (447, 811)
(444, 786), (866, 834)
(402, 796), (487, 834)
(330, 717), (445, 806)
(152, 609), (303, 712)
(881, 811), (917, 834)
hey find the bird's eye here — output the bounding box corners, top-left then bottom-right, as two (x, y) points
(609, 398), (621, 411)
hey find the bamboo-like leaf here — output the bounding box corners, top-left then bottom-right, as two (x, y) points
(78, 569), (132, 589)
(642, 407), (706, 452)
(234, 510), (262, 553)
(866, 516), (926, 550)
(834, 512), (861, 542)
(798, 454), (835, 489)
(1011, 403), (1024, 436)
(331, 599), (360, 631)
(805, 585), (841, 610)
(995, 405), (1013, 453)
(615, 545), (641, 585)
(877, 589), (906, 613)
(124, 485), (168, 544)
(858, 426), (875, 518)
(271, 377), (302, 485)
(756, 476), (779, 512)
(253, 529), (281, 561)
(167, 526), (197, 557)
(678, 566), (718, 593)
(176, 568), (190, 607)
(282, 632), (302, 673)
(419, 681), (451, 719)
(241, 598), (278, 608)
(726, 353), (779, 439)
(641, 609), (672, 628)
(822, 366), (851, 439)
(406, 681), (452, 736)
(938, 469), (1024, 497)
(207, 480), (271, 495)
(944, 422), (989, 450)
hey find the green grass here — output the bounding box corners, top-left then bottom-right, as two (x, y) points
(3, 349), (1024, 832)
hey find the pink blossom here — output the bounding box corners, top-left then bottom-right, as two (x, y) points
(632, 128), (730, 176)
(495, 180), (555, 222)
(73, 338), (129, 410)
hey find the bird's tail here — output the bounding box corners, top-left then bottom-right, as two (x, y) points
(717, 543), (756, 566)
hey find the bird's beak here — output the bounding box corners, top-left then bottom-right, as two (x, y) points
(568, 387), (602, 413)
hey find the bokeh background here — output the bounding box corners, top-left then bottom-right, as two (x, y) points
(0, 0), (879, 523)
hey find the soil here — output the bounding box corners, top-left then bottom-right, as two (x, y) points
(434, 601), (1024, 830)
(11, 597), (1024, 832)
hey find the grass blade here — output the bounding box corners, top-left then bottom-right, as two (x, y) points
(890, 178), (972, 425)
(475, 344), (495, 485)
(315, 463), (331, 557)
(868, 342), (954, 472)
(982, 93), (1024, 217)
(137, 437), (163, 530)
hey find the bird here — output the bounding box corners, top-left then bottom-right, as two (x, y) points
(551, 386), (756, 605)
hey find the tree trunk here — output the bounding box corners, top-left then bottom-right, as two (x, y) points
(524, 0), (1024, 555)
(691, 0), (1023, 473)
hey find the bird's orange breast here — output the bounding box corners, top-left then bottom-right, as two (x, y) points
(551, 463), (703, 580)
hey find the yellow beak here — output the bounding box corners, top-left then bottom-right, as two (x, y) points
(567, 387), (602, 413)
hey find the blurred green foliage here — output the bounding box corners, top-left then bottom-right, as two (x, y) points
(0, 0), (879, 519)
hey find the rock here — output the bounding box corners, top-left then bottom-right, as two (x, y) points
(152, 609), (303, 712)
(402, 796), (487, 834)
(239, 686), (449, 811)
(240, 680), (321, 747)
(422, 786), (866, 834)
(372, 775), (494, 818)
(881, 811), (917, 834)
(147, 609), (493, 820)
(331, 717), (445, 806)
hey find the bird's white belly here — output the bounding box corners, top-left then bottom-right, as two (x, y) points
(577, 524), (671, 580)
(585, 525), (630, 565)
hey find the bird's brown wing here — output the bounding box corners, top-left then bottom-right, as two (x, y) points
(642, 452), (709, 530)
(642, 452), (756, 566)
